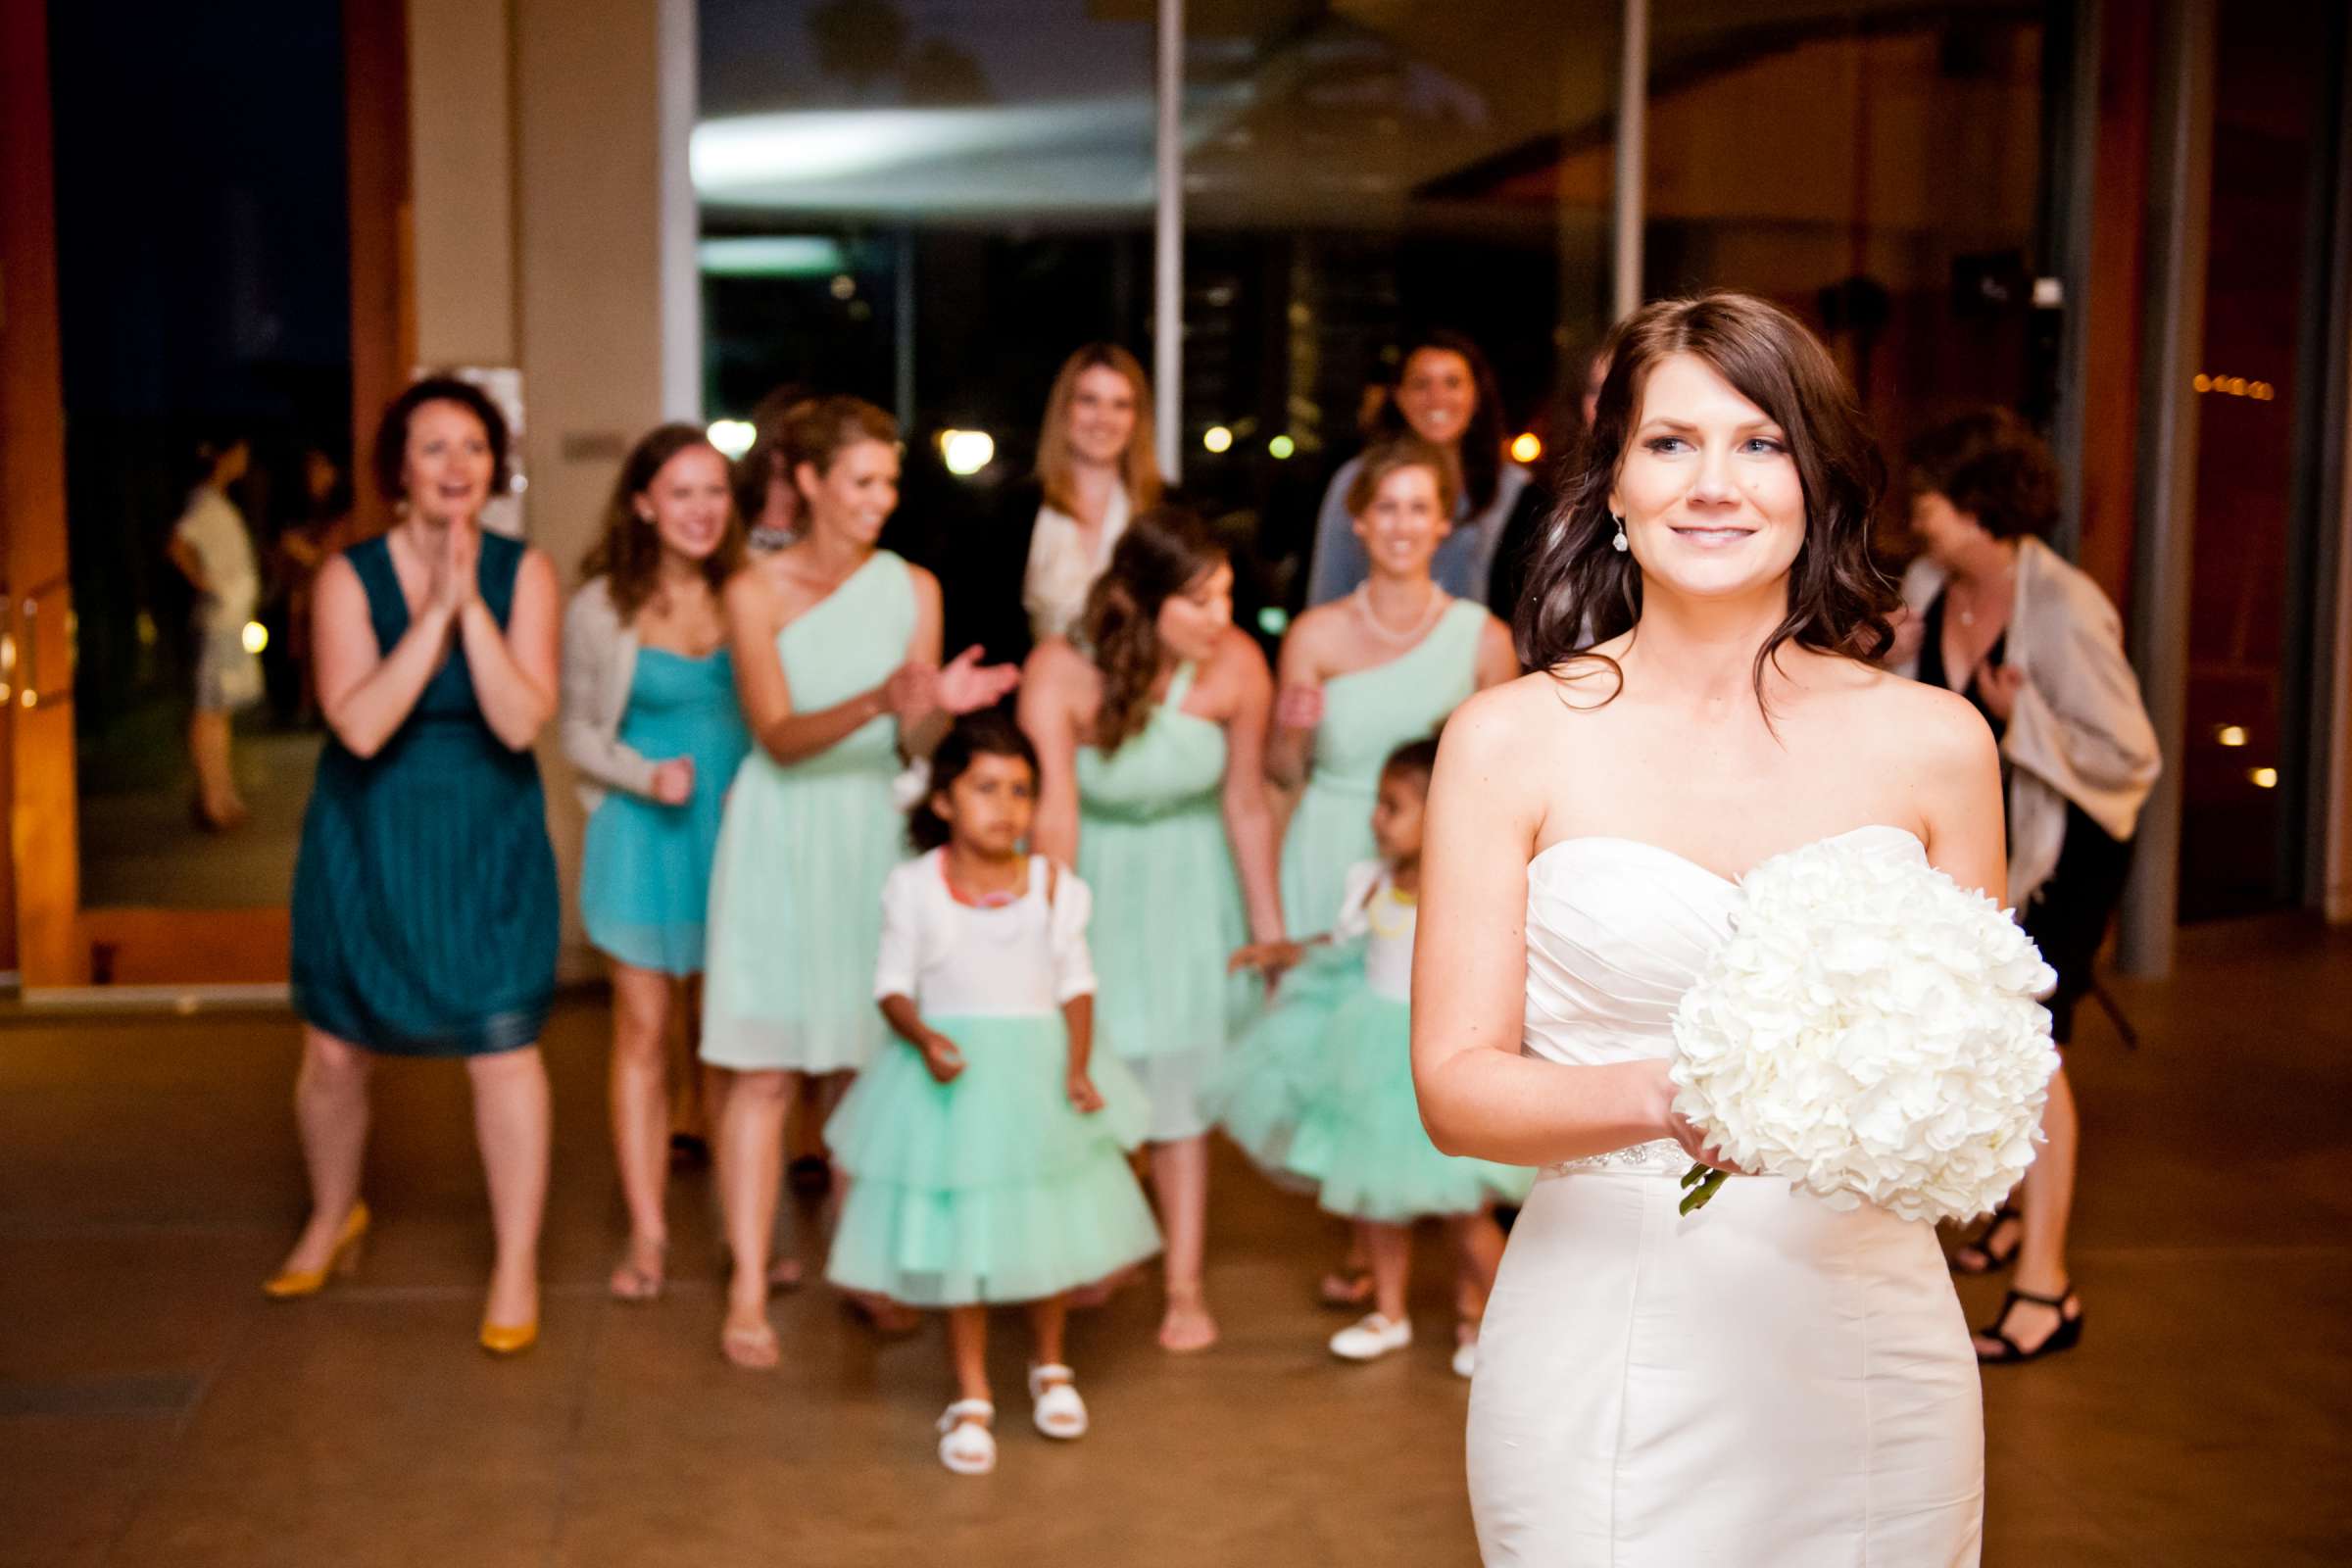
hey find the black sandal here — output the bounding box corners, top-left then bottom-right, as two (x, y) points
(1949, 1203), (2022, 1276)
(1975, 1285), (2082, 1365)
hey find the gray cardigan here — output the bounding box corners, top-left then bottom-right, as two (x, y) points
(561, 576), (662, 814)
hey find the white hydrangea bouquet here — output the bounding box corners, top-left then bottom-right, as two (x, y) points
(1668, 835), (2060, 1222)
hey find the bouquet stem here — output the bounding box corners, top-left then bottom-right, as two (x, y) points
(1679, 1163), (1728, 1215)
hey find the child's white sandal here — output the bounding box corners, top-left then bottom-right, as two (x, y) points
(936, 1398), (997, 1475)
(1329, 1311), (1413, 1361)
(1027, 1362), (1088, 1440)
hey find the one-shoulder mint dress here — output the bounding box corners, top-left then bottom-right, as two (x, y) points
(1280, 597), (1486, 938)
(1076, 662), (1247, 1142)
(290, 533), (558, 1055)
(578, 646), (750, 975)
(701, 552), (914, 1074)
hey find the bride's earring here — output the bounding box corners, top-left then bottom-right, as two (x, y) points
(1611, 514), (1629, 553)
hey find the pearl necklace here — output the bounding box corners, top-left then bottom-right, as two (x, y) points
(1351, 582), (1446, 647)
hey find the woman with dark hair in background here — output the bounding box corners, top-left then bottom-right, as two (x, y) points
(731, 383), (815, 556)
(1895, 407), (2160, 1366)
(1486, 335), (1612, 623)
(1019, 507), (1284, 1352)
(270, 376), (562, 1357)
(167, 434), (263, 828)
(1301, 328), (1543, 612)
(699, 395), (1016, 1369)
(946, 343), (1164, 670)
(1417, 295), (1996, 1560)
(564, 424), (750, 1302)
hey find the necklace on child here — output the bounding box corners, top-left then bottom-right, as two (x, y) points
(940, 855), (1024, 909)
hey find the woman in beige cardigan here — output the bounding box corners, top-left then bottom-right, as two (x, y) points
(1894, 408), (2161, 1366)
(564, 424), (748, 1300)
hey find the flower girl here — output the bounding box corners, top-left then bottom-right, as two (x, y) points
(1227, 739), (1527, 1373)
(825, 712), (1161, 1474)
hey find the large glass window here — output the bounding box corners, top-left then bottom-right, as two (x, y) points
(695, 0), (1156, 566)
(48, 0), (353, 909)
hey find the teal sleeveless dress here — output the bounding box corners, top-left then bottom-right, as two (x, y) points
(289, 533), (558, 1055)
(577, 646), (750, 975)
(1280, 597), (1485, 938)
(701, 551), (915, 1074)
(1075, 662), (1247, 1142)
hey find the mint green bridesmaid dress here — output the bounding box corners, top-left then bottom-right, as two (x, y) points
(1075, 662), (1247, 1142)
(701, 552), (914, 1073)
(1279, 597), (1486, 938)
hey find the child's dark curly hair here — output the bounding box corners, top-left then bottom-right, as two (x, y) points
(908, 710), (1041, 853)
(1381, 735), (1441, 793)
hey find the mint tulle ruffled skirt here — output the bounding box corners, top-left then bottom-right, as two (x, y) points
(824, 1013), (1163, 1307)
(1208, 942), (1364, 1184)
(1289, 990), (1534, 1224)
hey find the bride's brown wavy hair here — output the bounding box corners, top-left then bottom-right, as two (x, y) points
(1081, 506), (1227, 755)
(1515, 292), (1896, 707)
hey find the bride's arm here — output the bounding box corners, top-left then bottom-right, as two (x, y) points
(1409, 688), (1677, 1167)
(1908, 688), (2009, 904)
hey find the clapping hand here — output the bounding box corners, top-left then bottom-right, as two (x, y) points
(428, 516), (480, 617)
(935, 645), (1021, 715)
(651, 758), (695, 806)
(883, 662), (938, 728)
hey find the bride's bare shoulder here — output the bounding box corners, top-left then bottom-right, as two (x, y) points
(1436, 665), (1611, 781)
(1836, 661), (1998, 775)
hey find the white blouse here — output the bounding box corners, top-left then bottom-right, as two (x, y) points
(1021, 482), (1130, 645)
(872, 850), (1097, 1017)
(1332, 858), (1416, 1003)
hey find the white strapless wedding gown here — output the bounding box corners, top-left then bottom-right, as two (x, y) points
(1466, 826), (1984, 1566)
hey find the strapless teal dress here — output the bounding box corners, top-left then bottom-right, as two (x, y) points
(578, 646), (750, 974)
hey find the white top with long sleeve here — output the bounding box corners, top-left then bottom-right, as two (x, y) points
(873, 850), (1097, 1017)
(173, 486), (259, 623)
(1896, 535), (2161, 908)
(1021, 482), (1129, 646)
(559, 575), (661, 815)
(1332, 858), (1415, 1003)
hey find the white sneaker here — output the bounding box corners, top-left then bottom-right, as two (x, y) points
(1451, 1329), (1479, 1380)
(1329, 1312), (1413, 1361)
(1028, 1362), (1088, 1440)
(936, 1399), (997, 1475)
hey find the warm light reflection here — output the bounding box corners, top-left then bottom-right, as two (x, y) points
(1510, 431), (1544, 464)
(1268, 434), (1296, 460)
(2249, 767), (2278, 789)
(1202, 425), (1233, 454)
(2215, 724), (2248, 747)
(939, 429), (996, 476)
(242, 621), (269, 656)
(708, 419), (757, 459)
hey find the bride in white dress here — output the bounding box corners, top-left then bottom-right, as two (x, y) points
(1413, 293), (2003, 1566)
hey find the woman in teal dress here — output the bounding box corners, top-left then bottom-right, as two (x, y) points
(700, 396), (1017, 1369)
(563, 424), (749, 1303)
(1021, 508), (1284, 1353)
(271, 377), (561, 1357)
(1248, 436), (1515, 1306)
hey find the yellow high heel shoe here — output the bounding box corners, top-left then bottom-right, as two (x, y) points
(263, 1201), (370, 1299)
(478, 1317), (539, 1356)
